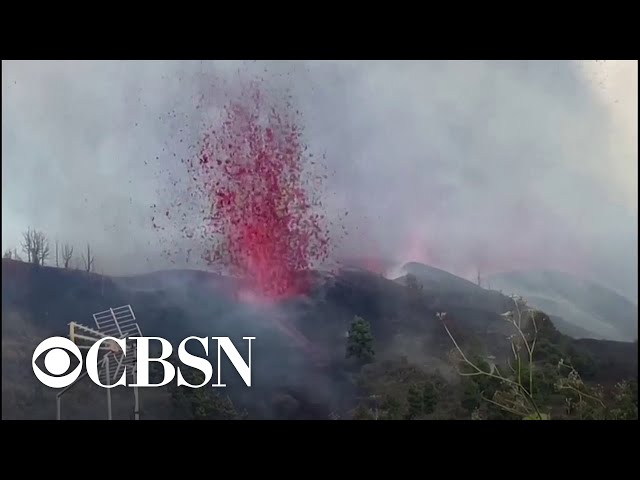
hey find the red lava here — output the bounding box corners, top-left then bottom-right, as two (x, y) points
(199, 87), (330, 299)
(152, 79), (341, 362)
(177, 83), (333, 302)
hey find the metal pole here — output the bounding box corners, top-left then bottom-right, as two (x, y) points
(106, 356), (112, 420)
(133, 350), (140, 420)
(133, 357), (140, 421)
(54, 369), (89, 420)
(132, 349), (140, 420)
(134, 386), (140, 420)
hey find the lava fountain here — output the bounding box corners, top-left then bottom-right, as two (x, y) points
(185, 82), (332, 303)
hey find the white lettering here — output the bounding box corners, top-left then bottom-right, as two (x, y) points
(130, 337), (175, 387)
(211, 336), (255, 387)
(86, 337), (127, 388)
(176, 336), (213, 387)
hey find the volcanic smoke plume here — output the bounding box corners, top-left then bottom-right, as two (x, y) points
(180, 83), (332, 301)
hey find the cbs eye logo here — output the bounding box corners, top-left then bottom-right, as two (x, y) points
(31, 337), (83, 388)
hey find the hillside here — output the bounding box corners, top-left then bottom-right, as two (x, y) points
(2, 259), (637, 420)
(393, 262), (511, 313)
(487, 270), (638, 341)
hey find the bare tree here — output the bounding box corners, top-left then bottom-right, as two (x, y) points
(440, 296), (606, 420)
(13, 248), (22, 261)
(36, 232), (50, 266)
(62, 244), (74, 268)
(3, 249), (12, 259)
(21, 229), (34, 263)
(439, 306), (546, 420)
(82, 243), (95, 272)
(21, 228), (50, 266)
(55, 239), (59, 267)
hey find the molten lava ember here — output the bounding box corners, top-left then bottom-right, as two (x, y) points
(181, 84), (332, 301)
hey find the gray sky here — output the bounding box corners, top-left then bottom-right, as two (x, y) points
(2, 60), (637, 301)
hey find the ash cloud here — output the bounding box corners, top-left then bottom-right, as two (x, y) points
(2, 60), (637, 301)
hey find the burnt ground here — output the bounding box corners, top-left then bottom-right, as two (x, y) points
(2, 259), (636, 419)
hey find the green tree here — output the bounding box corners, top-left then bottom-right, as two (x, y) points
(461, 379), (482, 413)
(406, 382), (438, 419)
(380, 396), (403, 420)
(608, 380), (638, 420)
(406, 384), (424, 419)
(422, 382), (438, 415)
(170, 368), (245, 420)
(346, 316), (375, 363)
(353, 404), (376, 420)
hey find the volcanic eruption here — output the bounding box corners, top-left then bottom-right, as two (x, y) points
(181, 82), (333, 302)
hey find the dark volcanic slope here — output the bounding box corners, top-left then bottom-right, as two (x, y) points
(3, 259), (637, 419)
(396, 262), (512, 313)
(487, 270), (638, 341)
(2, 260), (319, 420)
(2, 259), (516, 419)
(572, 338), (639, 384)
(399, 262), (483, 293)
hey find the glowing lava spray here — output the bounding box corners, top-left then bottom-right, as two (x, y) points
(187, 84), (332, 302)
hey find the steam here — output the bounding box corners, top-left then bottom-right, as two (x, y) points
(2, 60), (637, 300)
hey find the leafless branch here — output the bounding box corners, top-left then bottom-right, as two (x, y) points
(62, 244), (74, 269)
(21, 228), (50, 266)
(82, 243), (95, 272)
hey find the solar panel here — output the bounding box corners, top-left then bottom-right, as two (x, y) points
(57, 305), (143, 420)
(90, 305), (141, 384)
(93, 305), (142, 339)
